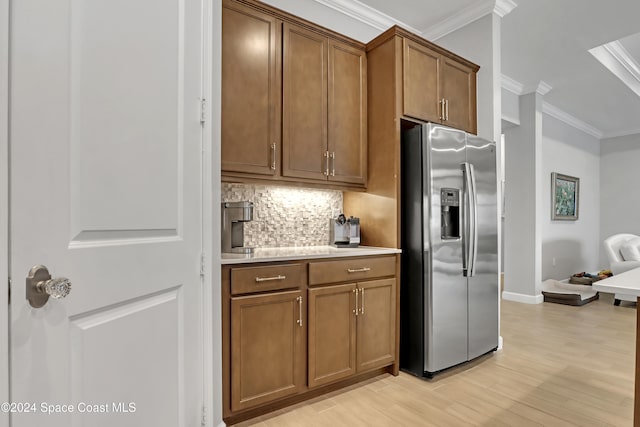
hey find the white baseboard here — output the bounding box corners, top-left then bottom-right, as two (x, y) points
(502, 291), (544, 304)
(497, 335), (503, 351)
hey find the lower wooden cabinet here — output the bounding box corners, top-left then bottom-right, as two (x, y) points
(356, 278), (396, 371)
(222, 255), (399, 423)
(230, 290), (305, 412)
(308, 283), (357, 387)
(308, 278), (396, 388)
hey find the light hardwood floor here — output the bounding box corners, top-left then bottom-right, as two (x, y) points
(234, 293), (636, 426)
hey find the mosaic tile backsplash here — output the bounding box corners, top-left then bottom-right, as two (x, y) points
(222, 183), (343, 248)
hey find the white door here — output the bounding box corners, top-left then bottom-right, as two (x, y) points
(9, 0), (204, 426)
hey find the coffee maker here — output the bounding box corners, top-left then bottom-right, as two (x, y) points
(221, 201), (254, 254)
(330, 214), (361, 248)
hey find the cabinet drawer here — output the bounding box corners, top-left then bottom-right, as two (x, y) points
(231, 264), (305, 295)
(309, 256), (395, 286)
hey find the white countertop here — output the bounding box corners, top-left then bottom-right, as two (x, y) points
(593, 268), (640, 297)
(220, 245), (401, 265)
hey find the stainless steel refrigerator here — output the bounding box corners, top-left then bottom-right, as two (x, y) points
(400, 122), (498, 377)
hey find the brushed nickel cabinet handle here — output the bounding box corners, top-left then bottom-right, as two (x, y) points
(324, 151), (329, 176)
(297, 296), (303, 327)
(347, 267), (371, 273)
(271, 143), (277, 170)
(255, 275), (286, 282)
(353, 289), (359, 316)
(445, 99), (449, 121)
(439, 98), (444, 120)
(330, 152), (335, 176)
(360, 288), (365, 315)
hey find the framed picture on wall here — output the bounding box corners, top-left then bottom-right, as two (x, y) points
(551, 172), (579, 220)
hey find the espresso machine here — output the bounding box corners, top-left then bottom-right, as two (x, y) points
(221, 201), (254, 254)
(330, 214), (361, 248)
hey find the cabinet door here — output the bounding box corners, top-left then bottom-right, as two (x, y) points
(231, 290), (305, 412)
(441, 57), (477, 134)
(402, 39), (441, 123)
(222, 0), (281, 176)
(308, 283), (357, 388)
(328, 40), (367, 186)
(356, 279), (396, 372)
(282, 23), (328, 181)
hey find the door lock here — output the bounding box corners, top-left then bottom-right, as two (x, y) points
(26, 265), (72, 308)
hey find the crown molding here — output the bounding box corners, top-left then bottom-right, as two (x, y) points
(542, 102), (603, 139)
(589, 40), (640, 98)
(501, 113), (520, 127)
(494, 0), (518, 17)
(503, 75), (602, 138)
(501, 75), (551, 95)
(423, 0), (494, 40)
(537, 81), (552, 95)
(601, 127), (640, 139)
(424, 0), (518, 40)
(607, 41), (640, 82)
(309, 0), (518, 42)
(523, 80), (552, 95)
(310, 0), (423, 34)
(501, 74), (524, 94)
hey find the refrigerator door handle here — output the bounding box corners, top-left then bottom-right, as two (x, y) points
(462, 163), (470, 275)
(462, 162), (478, 277)
(468, 162), (479, 277)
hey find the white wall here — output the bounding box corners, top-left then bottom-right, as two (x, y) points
(503, 92), (543, 303)
(502, 88), (519, 126)
(600, 133), (640, 266)
(541, 115), (601, 280)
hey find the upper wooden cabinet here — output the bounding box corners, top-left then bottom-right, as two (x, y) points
(440, 57), (477, 134)
(401, 36), (478, 134)
(282, 23), (328, 181)
(221, 0), (367, 188)
(221, 0), (281, 176)
(403, 39), (441, 124)
(328, 40), (367, 186)
(282, 24), (367, 186)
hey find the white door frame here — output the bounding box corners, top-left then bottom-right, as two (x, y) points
(204, 0), (224, 425)
(200, 0), (224, 424)
(1, 0), (9, 424)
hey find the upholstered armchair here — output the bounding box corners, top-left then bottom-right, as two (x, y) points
(603, 233), (640, 305)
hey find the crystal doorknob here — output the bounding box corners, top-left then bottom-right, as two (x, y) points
(39, 277), (72, 299)
(26, 265), (72, 308)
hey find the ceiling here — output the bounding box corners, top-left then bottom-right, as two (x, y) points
(264, 0), (640, 139)
(500, 0), (640, 138)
